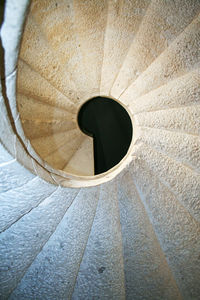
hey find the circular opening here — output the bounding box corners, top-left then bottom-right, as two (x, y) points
(78, 96), (133, 175)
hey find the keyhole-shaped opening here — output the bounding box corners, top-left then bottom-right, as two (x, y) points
(78, 97), (133, 175)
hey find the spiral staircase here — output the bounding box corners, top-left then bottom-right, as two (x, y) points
(0, 0), (200, 299)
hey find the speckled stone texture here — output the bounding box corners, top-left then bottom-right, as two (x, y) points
(72, 181), (125, 300)
(9, 187), (99, 300)
(0, 0), (200, 299)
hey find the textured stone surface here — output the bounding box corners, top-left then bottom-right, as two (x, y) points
(64, 136), (94, 175)
(30, 0), (79, 69)
(0, 177), (56, 232)
(29, 0), (90, 102)
(0, 0), (200, 299)
(73, 0), (107, 96)
(10, 187), (99, 300)
(72, 180), (125, 300)
(119, 172), (181, 300)
(44, 133), (85, 171)
(0, 186), (79, 298)
(130, 69), (200, 114)
(0, 160), (35, 193)
(17, 59), (77, 112)
(135, 106), (200, 135)
(5, 70), (18, 121)
(112, 0), (200, 98)
(31, 159), (56, 185)
(31, 129), (82, 158)
(134, 143), (200, 223)
(132, 159), (200, 299)
(0, 97), (16, 157)
(100, 0), (150, 95)
(18, 93), (76, 122)
(21, 119), (76, 139)
(19, 15), (78, 102)
(120, 13), (200, 104)
(0, 142), (13, 165)
(137, 127), (200, 172)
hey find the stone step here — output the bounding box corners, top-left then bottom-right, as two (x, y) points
(0, 0), (30, 77)
(0, 177), (56, 232)
(111, 0), (200, 99)
(30, 0), (86, 99)
(63, 136), (94, 176)
(18, 93), (76, 122)
(0, 100), (50, 182)
(9, 187), (99, 300)
(30, 129), (80, 158)
(131, 159), (200, 299)
(100, 0), (150, 95)
(30, 0), (75, 68)
(72, 180), (125, 300)
(119, 171), (181, 299)
(0, 142), (13, 165)
(120, 13), (200, 104)
(30, 0), (67, 18)
(0, 186), (79, 298)
(0, 97), (17, 157)
(130, 69), (200, 114)
(137, 126), (200, 172)
(19, 16), (78, 103)
(18, 60), (76, 113)
(21, 119), (76, 140)
(134, 142), (200, 223)
(73, 0), (107, 95)
(135, 105), (200, 136)
(44, 133), (85, 170)
(0, 159), (35, 193)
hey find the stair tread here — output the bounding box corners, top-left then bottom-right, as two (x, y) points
(63, 136), (94, 176)
(0, 186), (79, 299)
(134, 142), (200, 223)
(137, 126), (200, 172)
(131, 69), (200, 114)
(135, 105), (200, 136)
(19, 16), (79, 103)
(100, 0), (150, 95)
(0, 177), (56, 233)
(0, 160), (35, 193)
(131, 159), (200, 299)
(119, 172), (181, 299)
(45, 134), (85, 170)
(30, 129), (81, 158)
(9, 187), (99, 300)
(1, 0), (200, 299)
(21, 119), (76, 140)
(0, 99), (16, 157)
(18, 60), (77, 112)
(120, 13), (200, 104)
(0, 143), (13, 165)
(18, 93), (76, 122)
(72, 181), (125, 300)
(73, 0), (107, 95)
(111, 0), (200, 99)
